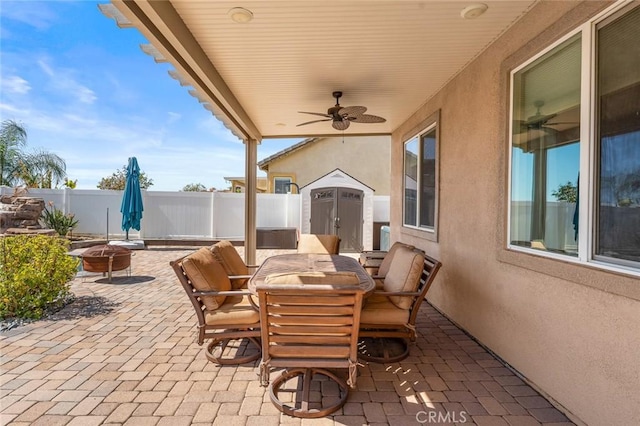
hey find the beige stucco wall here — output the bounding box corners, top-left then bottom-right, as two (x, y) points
(390, 2), (640, 425)
(263, 135), (391, 194)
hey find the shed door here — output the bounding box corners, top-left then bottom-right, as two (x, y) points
(310, 187), (363, 252)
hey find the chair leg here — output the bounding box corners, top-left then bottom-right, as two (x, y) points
(205, 336), (261, 365)
(358, 337), (410, 364)
(269, 368), (349, 418)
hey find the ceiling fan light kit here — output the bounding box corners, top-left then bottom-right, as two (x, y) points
(332, 120), (350, 131)
(297, 91), (386, 131)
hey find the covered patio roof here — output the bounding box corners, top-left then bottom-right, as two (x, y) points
(105, 1), (536, 141)
(102, 0), (537, 263)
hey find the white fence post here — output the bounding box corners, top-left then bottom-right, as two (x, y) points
(214, 192), (218, 239)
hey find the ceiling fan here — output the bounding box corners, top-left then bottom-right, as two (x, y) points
(517, 100), (576, 133)
(297, 91), (386, 131)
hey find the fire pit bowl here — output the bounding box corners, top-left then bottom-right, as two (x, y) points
(81, 244), (132, 282)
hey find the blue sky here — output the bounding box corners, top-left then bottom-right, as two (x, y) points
(0, 0), (298, 191)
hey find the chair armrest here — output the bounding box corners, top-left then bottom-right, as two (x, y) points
(192, 289), (253, 297)
(229, 274), (253, 280)
(246, 265), (260, 269)
(372, 290), (421, 297)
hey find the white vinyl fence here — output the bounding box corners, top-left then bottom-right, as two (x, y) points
(510, 200), (578, 253)
(1, 187), (389, 241)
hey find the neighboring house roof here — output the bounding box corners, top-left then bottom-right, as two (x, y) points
(224, 176), (268, 191)
(224, 176), (267, 183)
(258, 137), (319, 170)
(256, 135), (390, 195)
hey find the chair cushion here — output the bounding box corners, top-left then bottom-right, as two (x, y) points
(182, 248), (231, 310)
(210, 240), (249, 289)
(297, 234), (340, 254)
(204, 295), (260, 326)
(265, 271), (360, 285)
(383, 247), (424, 310)
(360, 295), (410, 325)
(377, 242), (414, 278)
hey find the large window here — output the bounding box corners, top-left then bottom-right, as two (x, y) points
(509, 3), (640, 272)
(403, 120), (438, 233)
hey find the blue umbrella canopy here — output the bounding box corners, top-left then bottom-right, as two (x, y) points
(120, 157), (143, 239)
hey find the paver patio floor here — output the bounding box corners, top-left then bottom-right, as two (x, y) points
(1, 247), (574, 426)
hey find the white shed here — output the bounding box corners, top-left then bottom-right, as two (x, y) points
(300, 169), (375, 252)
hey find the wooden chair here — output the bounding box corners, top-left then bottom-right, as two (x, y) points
(257, 274), (365, 418)
(170, 248), (261, 365)
(358, 247), (442, 363)
(296, 234), (341, 254)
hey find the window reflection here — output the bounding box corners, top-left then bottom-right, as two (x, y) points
(510, 35), (581, 255)
(596, 6), (640, 263)
(420, 129), (436, 228)
(404, 138), (418, 227)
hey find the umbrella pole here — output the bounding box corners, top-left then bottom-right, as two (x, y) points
(125, 229), (129, 241)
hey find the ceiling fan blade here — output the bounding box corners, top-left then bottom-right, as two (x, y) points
(525, 113), (557, 126)
(350, 114), (386, 124)
(298, 111), (331, 118)
(332, 119), (350, 131)
(297, 118), (332, 127)
(339, 106), (367, 117)
(544, 121), (580, 126)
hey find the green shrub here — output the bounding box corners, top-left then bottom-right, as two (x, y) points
(41, 203), (79, 237)
(0, 235), (79, 320)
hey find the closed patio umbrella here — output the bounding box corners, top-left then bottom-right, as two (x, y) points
(120, 157), (143, 241)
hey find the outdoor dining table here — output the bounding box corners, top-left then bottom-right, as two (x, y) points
(248, 253), (375, 294)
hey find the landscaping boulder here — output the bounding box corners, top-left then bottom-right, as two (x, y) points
(0, 196), (48, 234)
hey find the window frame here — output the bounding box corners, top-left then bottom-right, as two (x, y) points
(506, 1), (640, 277)
(402, 110), (440, 242)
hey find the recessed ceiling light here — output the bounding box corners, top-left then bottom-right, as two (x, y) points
(461, 3), (488, 20)
(228, 7), (253, 23)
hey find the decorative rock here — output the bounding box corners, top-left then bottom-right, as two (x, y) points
(19, 220), (40, 227)
(14, 199), (45, 220)
(0, 196), (50, 235)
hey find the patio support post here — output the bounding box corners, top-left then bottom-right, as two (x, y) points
(244, 138), (258, 266)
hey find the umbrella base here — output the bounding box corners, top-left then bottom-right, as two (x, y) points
(108, 240), (146, 250)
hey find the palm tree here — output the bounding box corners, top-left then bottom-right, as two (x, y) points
(0, 120), (67, 188)
(0, 120), (27, 186)
(16, 149), (67, 189)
